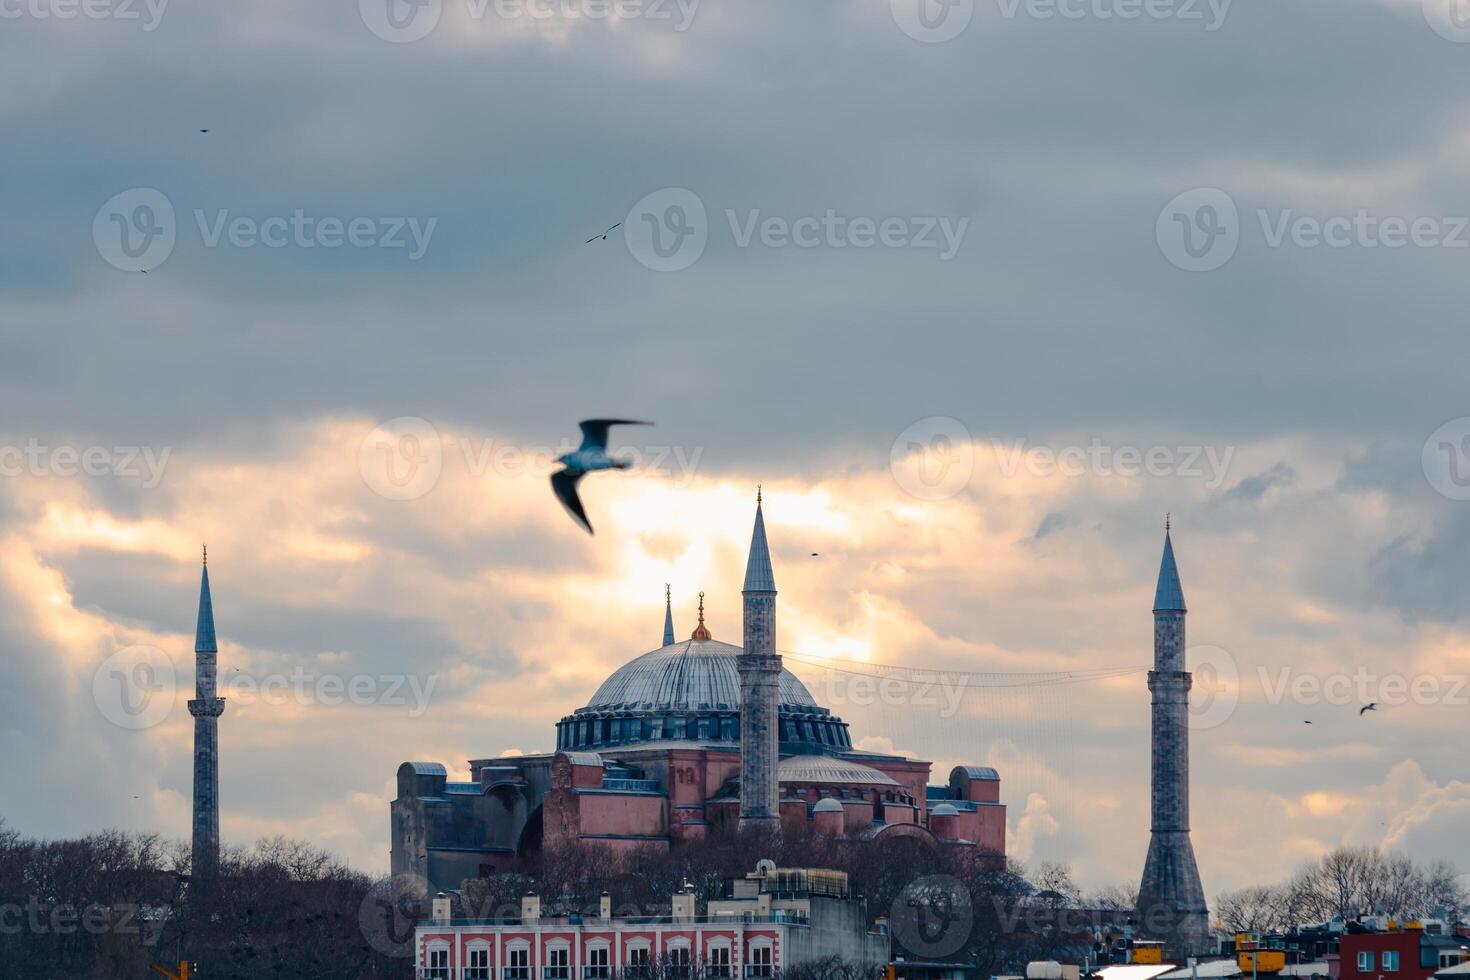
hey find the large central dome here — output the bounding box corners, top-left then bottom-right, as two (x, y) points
(587, 637), (817, 711)
(556, 634), (850, 755)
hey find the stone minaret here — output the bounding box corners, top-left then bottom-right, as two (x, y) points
(188, 547), (226, 885)
(663, 584), (676, 647)
(1139, 523), (1209, 953)
(738, 489), (781, 832)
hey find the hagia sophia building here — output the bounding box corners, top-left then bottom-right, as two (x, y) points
(392, 496), (1007, 893)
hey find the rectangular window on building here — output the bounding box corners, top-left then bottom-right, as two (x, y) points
(747, 945), (772, 978)
(585, 946), (610, 979)
(1357, 953), (1374, 972)
(1383, 952), (1399, 972)
(707, 946), (730, 978)
(427, 948), (449, 980)
(507, 947), (530, 980)
(545, 947), (570, 980)
(468, 948), (490, 980)
(668, 946), (691, 978)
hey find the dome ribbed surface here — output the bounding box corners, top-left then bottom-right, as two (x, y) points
(586, 638), (816, 710)
(779, 755), (899, 786)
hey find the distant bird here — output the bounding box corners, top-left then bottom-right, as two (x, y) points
(199, 129), (209, 133)
(585, 223), (620, 244)
(1360, 703), (1378, 715)
(810, 553), (820, 557)
(1304, 720), (1313, 725)
(550, 419), (651, 534)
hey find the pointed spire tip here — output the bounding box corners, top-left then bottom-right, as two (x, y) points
(1153, 523), (1187, 614)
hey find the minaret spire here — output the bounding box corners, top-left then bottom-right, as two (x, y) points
(1139, 523), (1208, 955)
(663, 584), (676, 646)
(188, 547), (226, 888)
(738, 489), (780, 832)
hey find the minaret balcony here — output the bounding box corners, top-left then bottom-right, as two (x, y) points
(188, 697), (226, 717)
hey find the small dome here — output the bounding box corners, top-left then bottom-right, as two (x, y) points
(813, 798), (845, 813)
(586, 638), (817, 711)
(930, 803), (959, 817)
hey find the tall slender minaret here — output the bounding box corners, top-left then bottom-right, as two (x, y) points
(663, 584), (676, 647)
(738, 488), (781, 832)
(1139, 521), (1209, 953)
(188, 546), (225, 886)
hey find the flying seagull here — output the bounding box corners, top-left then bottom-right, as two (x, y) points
(585, 223), (621, 244)
(1360, 702), (1378, 715)
(550, 419), (651, 534)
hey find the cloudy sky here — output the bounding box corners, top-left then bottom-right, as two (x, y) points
(3, 0), (1470, 899)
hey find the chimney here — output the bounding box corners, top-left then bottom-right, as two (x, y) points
(432, 893), (452, 922)
(522, 893), (542, 922)
(672, 881), (697, 922)
(600, 891), (612, 920)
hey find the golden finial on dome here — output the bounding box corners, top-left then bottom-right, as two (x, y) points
(691, 591), (712, 640)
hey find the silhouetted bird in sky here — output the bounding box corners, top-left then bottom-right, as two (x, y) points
(585, 223), (620, 243)
(1360, 702), (1378, 715)
(550, 419), (650, 534)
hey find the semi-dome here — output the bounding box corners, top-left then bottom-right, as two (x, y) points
(779, 755), (899, 787)
(587, 638), (817, 711)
